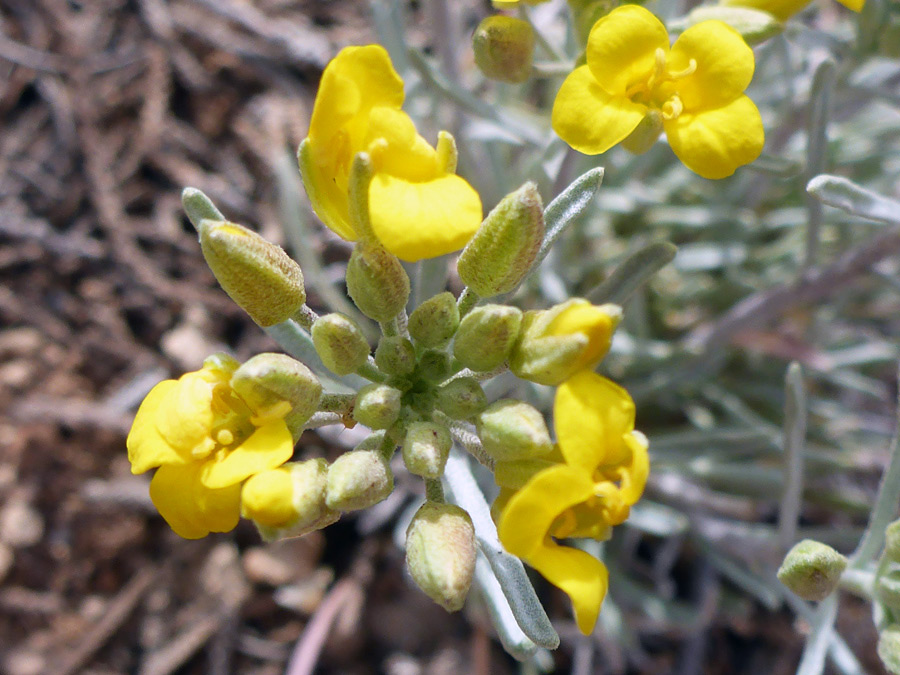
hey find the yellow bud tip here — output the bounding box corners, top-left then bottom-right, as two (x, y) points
(241, 469), (296, 527)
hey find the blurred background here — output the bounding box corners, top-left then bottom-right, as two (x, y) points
(2, 0), (900, 673)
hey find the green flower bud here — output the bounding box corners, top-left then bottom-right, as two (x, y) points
(403, 422), (452, 478)
(621, 110), (663, 155)
(326, 447), (394, 511)
(418, 350), (453, 383)
(353, 383), (402, 430)
(878, 569), (900, 611)
(241, 459), (340, 540)
(198, 219), (306, 327)
(510, 299), (622, 386)
(375, 336), (417, 377)
(231, 353), (322, 440)
(472, 16), (535, 84)
(879, 625), (900, 675)
(476, 399), (552, 462)
(346, 242), (410, 323)
(406, 502), (476, 612)
(435, 376), (487, 420)
(687, 6), (782, 45)
(457, 183), (544, 298)
(777, 539), (848, 602)
(885, 519), (900, 563)
(408, 292), (460, 348)
(453, 304), (522, 372)
(311, 313), (370, 376)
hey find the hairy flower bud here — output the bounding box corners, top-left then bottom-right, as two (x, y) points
(476, 399), (553, 462)
(198, 219), (306, 327)
(408, 292), (460, 348)
(346, 243), (411, 322)
(353, 383), (402, 430)
(453, 304), (522, 372)
(402, 422), (452, 478)
(879, 625), (900, 675)
(777, 539), (847, 602)
(311, 313), (370, 376)
(878, 570), (900, 611)
(510, 299), (622, 386)
(326, 446), (394, 511)
(457, 183), (544, 298)
(375, 336), (417, 377)
(231, 353), (322, 441)
(472, 16), (535, 84)
(241, 459), (339, 540)
(689, 6), (782, 44)
(435, 377), (487, 420)
(406, 502), (476, 612)
(418, 350), (453, 383)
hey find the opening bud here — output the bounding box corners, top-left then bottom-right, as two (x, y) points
(435, 377), (488, 420)
(472, 16), (535, 84)
(879, 625), (900, 675)
(403, 422), (452, 478)
(241, 459), (339, 540)
(453, 304), (522, 372)
(408, 292), (460, 348)
(510, 299), (622, 386)
(353, 383), (402, 430)
(375, 336), (417, 377)
(198, 219), (306, 327)
(346, 243), (410, 322)
(326, 443), (394, 511)
(476, 399), (553, 462)
(457, 183), (544, 298)
(231, 353), (322, 440)
(406, 502), (476, 612)
(777, 539), (847, 602)
(311, 313), (370, 376)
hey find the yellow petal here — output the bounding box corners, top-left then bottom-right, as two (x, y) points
(835, 0), (865, 11)
(545, 301), (619, 372)
(670, 21), (755, 110)
(241, 467), (296, 527)
(498, 464), (594, 558)
(127, 380), (189, 473)
(585, 5), (670, 96)
(368, 173), (482, 261)
(552, 65), (646, 155)
(365, 107), (439, 182)
(664, 95), (764, 179)
(201, 420), (294, 489)
(720, 0), (810, 20)
(494, 457), (559, 490)
(149, 463), (241, 539)
(619, 431), (650, 505)
(555, 371), (636, 472)
(528, 542), (609, 634)
(155, 371), (216, 455)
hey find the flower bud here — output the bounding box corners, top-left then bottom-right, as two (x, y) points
(885, 520), (900, 563)
(879, 625), (900, 675)
(231, 353), (322, 440)
(476, 399), (552, 462)
(408, 292), (460, 348)
(403, 422), (452, 478)
(621, 110), (663, 155)
(241, 459), (340, 540)
(777, 539), (847, 602)
(198, 219), (306, 327)
(453, 304), (522, 372)
(691, 6), (782, 45)
(182, 187), (225, 231)
(311, 313), (370, 376)
(326, 447), (394, 511)
(510, 299), (622, 386)
(878, 569), (900, 611)
(457, 183), (544, 298)
(353, 383), (402, 430)
(418, 350), (453, 383)
(472, 16), (535, 84)
(405, 502), (476, 612)
(435, 377), (487, 420)
(375, 336), (417, 377)
(346, 243), (410, 322)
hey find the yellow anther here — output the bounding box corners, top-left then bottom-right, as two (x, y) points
(192, 436), (216, 460)
(216, 429), (235, 446)
(661, 95), (684, 120)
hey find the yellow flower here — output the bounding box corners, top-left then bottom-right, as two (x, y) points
(720, 0), (864, 20)
(552, 5), (764, 179)
(127, 355), (295, 539)
(300, 45), (483, 262)
(496, 371), (649, 634)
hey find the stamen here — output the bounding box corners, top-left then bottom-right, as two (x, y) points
(192, 436), (216, 459)
(216, 429), (234, 446)
(667, 58), (698, 80)
(661, 95), (684, 121)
